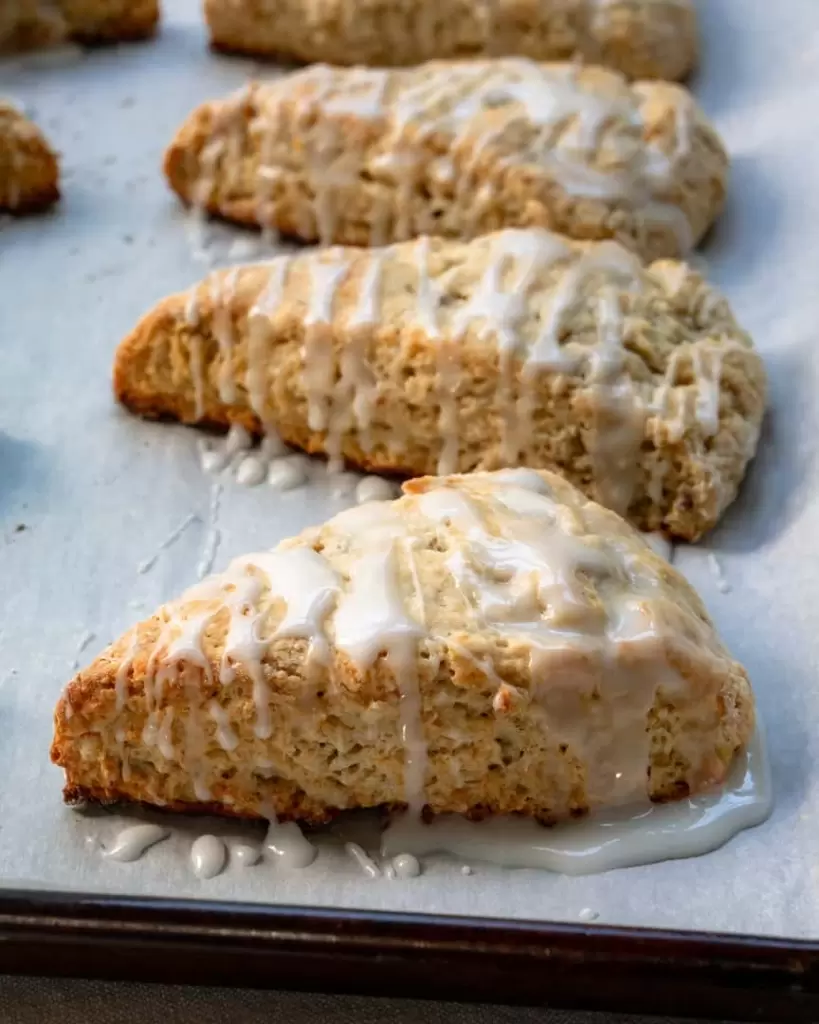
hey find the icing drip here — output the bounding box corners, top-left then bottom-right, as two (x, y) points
(190, 834), (227, 879)
(414, 238), (459, 476)
(303, 256), (348, 435)
(332, 528), (426, 814)
(104, 824), (169, 863)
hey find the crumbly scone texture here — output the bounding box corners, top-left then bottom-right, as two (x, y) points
(163, 60), (726, 261)
(0, 103), (59, 212)
(0, 0), (158, 51)
(114, 229), (766, 541)
(51, 469), (754, 825)
(204, 0), (697, 81)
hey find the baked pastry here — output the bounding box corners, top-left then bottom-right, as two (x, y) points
(114, 228), (766, 541)
(204, 0), (697, 82)
(51, 468), (754, 824)
(0, 103), (59, 212)
(0, 0), (159, 52)
(163, 59), (727, 261)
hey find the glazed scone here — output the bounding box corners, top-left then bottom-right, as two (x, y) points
(164, 60), (727, 261)
(0, 0), (158, 51)
(204, 0), (697, 82)
(51, 469), (754, 824)
(0, 103), (59, 212)
(114, 229), (766, 541)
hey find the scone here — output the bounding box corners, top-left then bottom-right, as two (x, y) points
(204, 0), (697, 82)
(164, 60), (727, 261)
(0, 0), (159, 52)
(114, 228), (766, 541)
(51, 469), (754, 824)
(0, 103), (59, 212)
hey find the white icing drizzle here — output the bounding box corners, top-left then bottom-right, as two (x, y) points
(114, 629), (140, 714)
(332, 526), (426, 814)
(209, 700), (239, 751)
(190, 834), (227, 879)
(708, 552), (731, 594)
(103, 824), (169, 863)
(303, 256), (348, 435)
(248, 257), (289, 426)
(345, 841), (381, 878)
(213, 269), (240, 404)
(197, 481), (222, 580)
(264, 819), (317, 868)
(70, 629), (96, 671)
(137, 513), (200, 575)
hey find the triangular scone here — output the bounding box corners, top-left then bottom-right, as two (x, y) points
(51, 470), (754, 824)
(0, 104), (59, 213)
(0, 0), (158, 51)
(114, 228), (766, 541)
(163, 59), (726, 261)
(204, 0), (697, 82)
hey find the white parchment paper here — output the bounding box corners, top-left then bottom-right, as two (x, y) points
(0, 0), (817, 938)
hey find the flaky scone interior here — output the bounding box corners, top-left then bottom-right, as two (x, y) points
(51, 469), (754, 826)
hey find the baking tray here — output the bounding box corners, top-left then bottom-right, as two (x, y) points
(2, 0), (819, 1018)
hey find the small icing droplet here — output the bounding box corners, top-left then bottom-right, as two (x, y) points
(579, 908), (600, 922)
(104, 824), (170, 863)
(200, 447), (229, 474)
(261, 433), (288, 460)
(355, 476), (399, 504)
(345, 842), (381, 879)
(236, 453), (267, 487)
(191, 834), (228, 879)
(225, 423), (253, 456)
(329, 470), (359, 497)
(265, 820), (317, 869)
(233, 843), (261, 867)
(268, 456), (309, 491)
(461, 865), (473, 876)
(392, 852), (422, 879)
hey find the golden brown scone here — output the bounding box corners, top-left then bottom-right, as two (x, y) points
(0, 103), (59, 212)
(205, 0), (697, 81)
(0, 0), (158, 51)
(57, 0), (159, 42)
(114, 229), (766, 541)
(164, 60), (726, 261)
(51, 469), (754, 824)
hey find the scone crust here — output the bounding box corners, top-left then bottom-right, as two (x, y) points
(113, 231), (766, 541)
(204, 0), (697, 81)
(51, 470), (754, 825)
(0, 104), (59, 212)
(0, 0), (158, 51)
(163, 62), (726, 262)
(58, 0), (159, 43)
